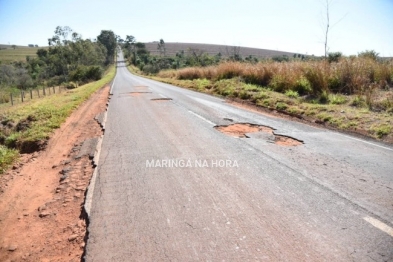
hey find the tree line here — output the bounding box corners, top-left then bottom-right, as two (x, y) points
(0, 26), (117, 97)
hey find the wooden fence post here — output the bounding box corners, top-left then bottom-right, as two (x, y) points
(43, 87), (46, 96)
(21, 91), (24, 103)
(10, 93), (13, 106)
(30, 90), (33, 100)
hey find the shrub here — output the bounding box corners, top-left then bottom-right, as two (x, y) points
(351, 95), (366, 107)
(285, 90), (299, 98)
(269, 75), (289, 92)
(293, 77), (312, 95)
(328, 52), (342, 63)
(276, 102), (288, 110)
(69, 65), (103, 83)
(65, 82), (78, 89)
(329, 94), (347, 105)
(371, 124), (391, 138)
(319, 91), (329, 104)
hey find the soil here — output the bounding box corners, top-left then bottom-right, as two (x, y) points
(0, 85), (110, 262)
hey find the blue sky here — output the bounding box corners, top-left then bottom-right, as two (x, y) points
(1, 0), (392, 56)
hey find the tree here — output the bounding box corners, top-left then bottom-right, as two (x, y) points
(358, 50), (379, 61)
(124, 35), (136, 61)
(321, 0), (346, 58)
(48, 26), (73, 46)
(328, 51), (342, 63)
(97, 30), (117, 64)
(157, 39), (166, 56)
(11, 45), (16, 49)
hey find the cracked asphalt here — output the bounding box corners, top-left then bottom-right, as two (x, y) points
(85, 51), (393, 261)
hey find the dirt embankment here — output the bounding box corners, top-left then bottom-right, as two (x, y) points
(0, 85), (110, 261)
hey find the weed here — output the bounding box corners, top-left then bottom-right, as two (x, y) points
(285, 90), (299, 98)
(351, 96), (366, 107)
(329, 94), (347, 105)
(371, 124), (391, 138)
(276, 102), (288, 111)
(319, 91), (329, 104)
(317, 112), (332, 122)
(0, 145), (18, 174)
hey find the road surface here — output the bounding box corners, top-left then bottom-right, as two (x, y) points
(85, 51), (393, 261)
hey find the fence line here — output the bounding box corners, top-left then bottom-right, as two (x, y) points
(7, 86), (65, 106)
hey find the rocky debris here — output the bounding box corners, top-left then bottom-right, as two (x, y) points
(68, 235), (78, 242)
(7, 245), (18, 252)
(94, 112), (106, 127)
(37, 205), (46, 212)
(76, 138), (99, 160)
(39, 211), (50, 218)
(60, 167), (72, 175)
(59, 174), (68, 182)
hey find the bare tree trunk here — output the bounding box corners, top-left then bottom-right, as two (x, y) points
(324, 0), (330, 59)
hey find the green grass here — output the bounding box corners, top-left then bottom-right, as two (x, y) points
(0, 145), (18, 173)
(0, 65), (115, 173)
(0, 47), (42, 62)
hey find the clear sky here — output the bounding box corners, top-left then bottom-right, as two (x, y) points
(1, 0), (392, 56)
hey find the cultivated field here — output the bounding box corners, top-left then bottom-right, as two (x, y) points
(144, 42), (299, 59)
(0, 45), (41, 62)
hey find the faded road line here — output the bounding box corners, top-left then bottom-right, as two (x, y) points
(337, 133), (393, 151)
(188, 110), (216, 126)
(364, 216), (393, 237)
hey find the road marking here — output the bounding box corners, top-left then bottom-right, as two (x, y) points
(188, 110), (215, 126)
(110, 73), (117, 95)
(335, 133), (393, 151)
(364, 216), (393, 237)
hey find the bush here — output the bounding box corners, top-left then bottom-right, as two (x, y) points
(285, 90), (299, 98)
(351, 95), (366, 107)
(328, 52), (342, 63)
(69, 65), (103, 83)
(276, 102), (288, 110)
(329, 94), (347, 105)
(65, 82), (78, 89)
(293, 77), (312, 95)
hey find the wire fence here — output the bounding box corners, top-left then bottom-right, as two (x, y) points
(0, 86), (67, 106)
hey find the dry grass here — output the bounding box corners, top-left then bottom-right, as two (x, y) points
(139, 58), (393, 143)
(0, 47), (41, 62)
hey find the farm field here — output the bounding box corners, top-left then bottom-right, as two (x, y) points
(0, 45), (42, 62)
(144, 42), (300, 58)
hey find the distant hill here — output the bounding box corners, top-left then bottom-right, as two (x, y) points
(144, 42), (301, 59)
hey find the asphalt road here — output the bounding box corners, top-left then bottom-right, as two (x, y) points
(85, 51), (393, 261)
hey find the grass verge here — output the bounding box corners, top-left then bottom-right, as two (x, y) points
(0, 65), (115, 173)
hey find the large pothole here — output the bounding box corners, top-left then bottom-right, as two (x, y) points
(215, 123), (273, 138)
(215, 123), (303, 146)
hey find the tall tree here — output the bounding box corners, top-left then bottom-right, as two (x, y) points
(97, 30), (117, 64)
(157, 39), (166, 56)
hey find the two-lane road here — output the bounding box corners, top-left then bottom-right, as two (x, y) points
(85, 51), (393, 261)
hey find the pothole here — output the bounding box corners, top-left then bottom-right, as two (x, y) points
(214, 123), (274, 138)
(151, 98), (173, 101)
(214, 123), (303, 146)
(274, 135), (304, 146)
(127, 92), (152, 97)
(223, 118), (234, 122)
